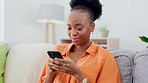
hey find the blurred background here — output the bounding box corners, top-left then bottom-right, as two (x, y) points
(0, 0), (148, 51)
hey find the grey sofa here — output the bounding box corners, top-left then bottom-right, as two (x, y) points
(111, 48), (148, 83)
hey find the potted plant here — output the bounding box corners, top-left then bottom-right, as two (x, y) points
(139, 36), (148, 48)
(98, 24), (109, 38)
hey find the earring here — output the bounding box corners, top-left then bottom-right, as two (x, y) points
(91, 32), (94, 34)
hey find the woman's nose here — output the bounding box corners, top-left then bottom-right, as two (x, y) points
(71, 29), (78, 36)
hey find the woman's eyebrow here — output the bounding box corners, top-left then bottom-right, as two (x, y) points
(67, 22), (84, 27)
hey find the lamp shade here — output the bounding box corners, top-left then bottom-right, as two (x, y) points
(37, 4), (64, 24)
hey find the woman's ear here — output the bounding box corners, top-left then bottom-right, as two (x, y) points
(91, 22), (95, 32)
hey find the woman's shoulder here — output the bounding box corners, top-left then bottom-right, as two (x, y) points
(96, 46), (113, 58)
(53, 44), (70, 52)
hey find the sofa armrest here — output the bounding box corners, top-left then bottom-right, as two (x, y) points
(4, 43), (55, 83)
(110, 49), (136, 83)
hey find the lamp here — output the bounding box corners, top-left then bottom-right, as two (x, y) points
(37, 4), (64, 44)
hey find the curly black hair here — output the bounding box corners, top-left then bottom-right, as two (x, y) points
(69, 0), (102, 22)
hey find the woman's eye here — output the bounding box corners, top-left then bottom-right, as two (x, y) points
(77, 26), (83, 30)
(77, 28), (82, 30)
(67, 27), (71, 30)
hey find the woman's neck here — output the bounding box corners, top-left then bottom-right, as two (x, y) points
(73, 40), (92, 52)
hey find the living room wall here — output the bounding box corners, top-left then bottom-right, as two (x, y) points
(4, 0), (70, 45)
(5, 0), (148, 51)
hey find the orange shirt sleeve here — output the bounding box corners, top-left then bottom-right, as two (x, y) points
(38, 65), (47, 83)
(38, 45), (62, 83)
(38, 46), (58, 83)
(97, 52), (121, 83)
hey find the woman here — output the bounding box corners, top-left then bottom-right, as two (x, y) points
(39, 0), (121, 83)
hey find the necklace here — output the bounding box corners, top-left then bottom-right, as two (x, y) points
(73, 41), (92, 54)
(74, 50), (85, 54)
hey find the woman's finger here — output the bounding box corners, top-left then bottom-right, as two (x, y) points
(50, 62), (68, 72)
(54, 58), (70, 64)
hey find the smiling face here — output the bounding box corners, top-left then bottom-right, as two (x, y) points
(67, 10), (95, 45)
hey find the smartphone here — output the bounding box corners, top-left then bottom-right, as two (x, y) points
(47, 51), (63, 59)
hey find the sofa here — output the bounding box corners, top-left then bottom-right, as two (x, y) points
(1, 43), (148, 83)
(111, 48), (148, 83)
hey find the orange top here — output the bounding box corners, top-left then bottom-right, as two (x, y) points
(39, 42), (121, 83)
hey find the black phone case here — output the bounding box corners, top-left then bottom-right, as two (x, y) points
(47, 51), (63, 59)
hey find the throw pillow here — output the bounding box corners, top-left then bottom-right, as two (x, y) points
(134, 48), (148, 83)
(0, 42), (8, 83)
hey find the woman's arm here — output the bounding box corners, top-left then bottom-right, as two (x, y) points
(39, 58), (57, 83)
(96, 53), (121, 83)
(50, 58), (90, 83)
(44, 69), (57, 83)
(73, 69), (90, 83)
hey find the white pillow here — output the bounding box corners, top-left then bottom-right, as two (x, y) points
(4, 43), (55, 83)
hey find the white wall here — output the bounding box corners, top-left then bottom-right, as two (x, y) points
(0, 0), (4, 41)
(5, 0), (70, 45)
(5, 0), (148, 51)
(0, 3), (1, 40)
(98, 0), (148, 51)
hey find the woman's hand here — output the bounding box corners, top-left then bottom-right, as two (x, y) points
(44, 58), (58, 83)
(49, 58), (79, 75)
(49, 58), (86, 82)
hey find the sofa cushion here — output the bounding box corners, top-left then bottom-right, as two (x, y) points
(110, 49), (136, 83)
(134, 48), (148, 83)
(0, 42), (8, 83)
(4, 43), (55, 83)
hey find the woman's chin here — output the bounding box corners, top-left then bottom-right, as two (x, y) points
(72, 41), (80, 45)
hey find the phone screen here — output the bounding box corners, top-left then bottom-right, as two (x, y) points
(47, 51), (63, 59)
